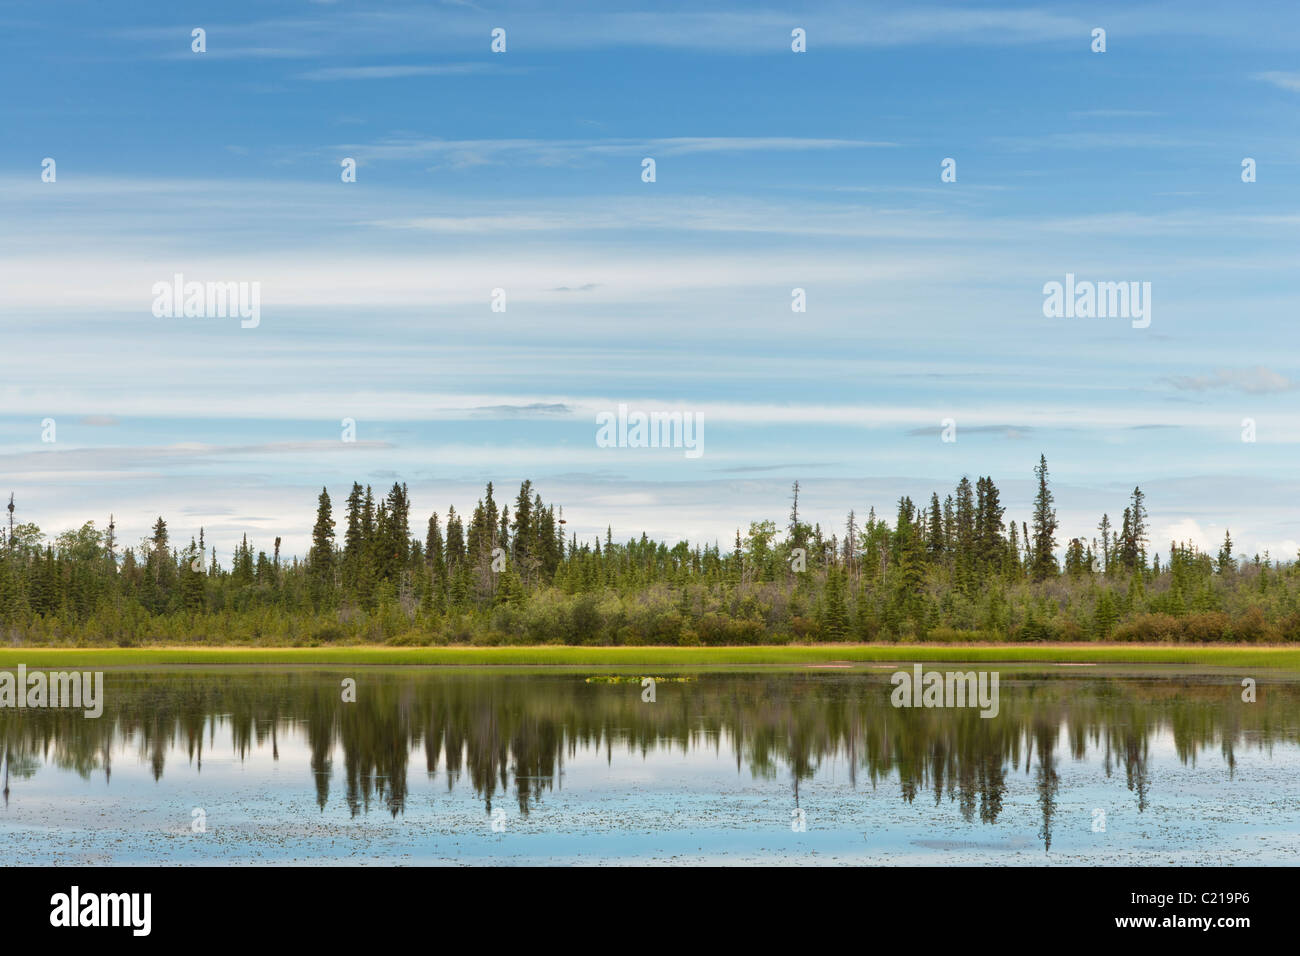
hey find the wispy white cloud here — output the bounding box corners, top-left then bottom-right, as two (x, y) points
(2, 388), (1295, 434)
(1067, 109), (1164, 118)
(992, 131), (1200, 151)
(161, 47), (317, 60)
(114, 4), (1261, 60)
(296, 62), (501, 80)
(0, 441), (395, 475)
(336, 135), (894, 167)
(1166, 366), (1296, 395)
(15, 175), (1300, 264)
(1254, 71), (1300, 91)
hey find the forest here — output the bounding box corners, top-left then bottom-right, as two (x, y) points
(3, 456), (1299, 646)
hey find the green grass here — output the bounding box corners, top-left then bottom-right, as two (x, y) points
(0, 643), (1298, 670)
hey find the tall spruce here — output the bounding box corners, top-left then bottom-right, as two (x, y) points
(1029, 455), (1058, 581)
(310, 487), (336, 582)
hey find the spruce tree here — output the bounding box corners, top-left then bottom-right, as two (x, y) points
(1217, 530), (1235, 575)
(820, 566), (849, 640)
(974, 477), (1006, 574)
(512, 481), (534, 572)
(1097, 513), (1112, 576)
(926, 493), (944, 561)
(788, 481), (808, 553)
(954, 477), (975, 587)
(446, 507), (466, 569)
(1029, 455), (1058, 581)
(424, 512), (447, 615)
(343, 483), (364, 564)
(1128, 486), (1149, 573)
(310, 487), (336, 591)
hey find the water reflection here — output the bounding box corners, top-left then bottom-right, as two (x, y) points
(1, 670), (1296, 852)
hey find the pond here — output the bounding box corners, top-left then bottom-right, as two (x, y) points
(1, 666), (1297, 865)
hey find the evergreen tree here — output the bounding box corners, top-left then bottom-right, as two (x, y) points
(424, 511), (447, 615)
(384, 482), (410, 575)
(788, 481), (809, 553)
(309, 487), (336, 604)
(446, 507), (466, 569)
(974, 476), (1006, 574)
(1217, 530), (1235, 575)
(820, 566), (849, 640)
(954, 476), (975, 587)
(310, 488), (335, 574)
(0, 459), (1294, 647)
(926, 493), (944, 562)
(1063, 538), (1087, 578)
(343, 483), (364, 564)
(512, 481), (534, 575)
(892, 497), (926, 629)
(1128, 486), (1149, 573)
(1029, 455), (1058, 582)
(843, 509), (859, 580)
(180, 537), (205, 612)
(1097, 513), (1112, 576)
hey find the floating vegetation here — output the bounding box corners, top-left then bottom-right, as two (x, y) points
(584, 675), (695, 684)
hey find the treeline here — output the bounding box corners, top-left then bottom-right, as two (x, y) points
(2, 456), (1299, 646)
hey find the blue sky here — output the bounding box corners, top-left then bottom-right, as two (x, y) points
(4, 0), (1300, 561)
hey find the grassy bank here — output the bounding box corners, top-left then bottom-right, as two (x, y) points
(0, 644), (1298, 669)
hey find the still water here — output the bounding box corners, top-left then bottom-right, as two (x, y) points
(1, 666), (1297, 865)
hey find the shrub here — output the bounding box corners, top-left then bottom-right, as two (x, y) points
(570, 594), (602, 644)
(790, 615), (819, 642)
(920, 627), (1001, 643)
(1180, 612), (1232, 643)
(724, 617), (768, 644)
(1276, 611), (1300, 643)
(1050, 618), (1086, 642)
(1230, 606), (1277, 644)
(313, 624), (346, 643)
(1012, 616), (1052, 643)
(1112, 613), (1180, 643)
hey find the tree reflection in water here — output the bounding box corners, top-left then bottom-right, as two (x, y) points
(0, 670), (1294, 850)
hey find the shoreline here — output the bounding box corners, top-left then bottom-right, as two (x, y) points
(0, 643), (1298, 670)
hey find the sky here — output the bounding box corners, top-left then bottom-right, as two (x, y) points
(3, 0), (1300, 562)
